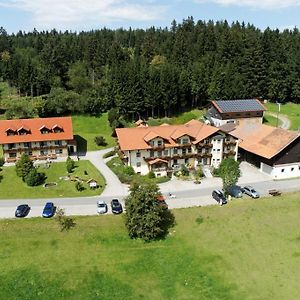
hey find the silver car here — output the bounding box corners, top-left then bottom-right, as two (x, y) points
(97, 200), (108, 214)
(243, 186), (260, 198)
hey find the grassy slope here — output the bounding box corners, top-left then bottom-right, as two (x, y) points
(147, 109), (204, 126)
(265, 102), (300, 130)
(263, 114), (282, 127)
(1, 193), (300, 299)
(0, 160), (105, 199)
(72, 114), (116, 151)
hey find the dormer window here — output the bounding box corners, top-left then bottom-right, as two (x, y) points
(40, 125), (51, 134)
(6, 128), (16, 136)
(17, 126), (30, 135)
(182, 138), (189, 145)
(52, 124), (63, 133)
(157, 140), (163, 146)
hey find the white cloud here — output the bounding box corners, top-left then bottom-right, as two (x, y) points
(195, 0), (300, 9)
(0, 0), (166, 30)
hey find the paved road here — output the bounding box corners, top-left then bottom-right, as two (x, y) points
(1, 177), (299, 219)
(266, 112), (291, 130)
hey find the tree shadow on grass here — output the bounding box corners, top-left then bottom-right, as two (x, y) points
(158, 209), (176, 241)
(74, 135), (87, 156)
(0, 175), (3, 183)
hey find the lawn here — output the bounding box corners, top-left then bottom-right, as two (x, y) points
(265, 102), (300, 130)
(72, 114), (116, 152)
(147, 109), (204, 126)
(0, 160), (105, 199)
(263, 113), (282, 127)
(0, 193), (300, 299)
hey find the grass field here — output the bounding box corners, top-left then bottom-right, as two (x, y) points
(263, 113), (282, 127)
(1, 193), (300, 299)
(265, 102), (300, 130)
(147, 109), (204, 126)
(0, 160), (105, 199)
(72, 114), (116, 152)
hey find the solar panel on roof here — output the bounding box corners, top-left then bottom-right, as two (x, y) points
(214, 99), (265, 113)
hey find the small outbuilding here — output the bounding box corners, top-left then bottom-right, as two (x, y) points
(87, 179), (98, 189)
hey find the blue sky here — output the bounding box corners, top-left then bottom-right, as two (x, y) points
(0, 0), (300, 33)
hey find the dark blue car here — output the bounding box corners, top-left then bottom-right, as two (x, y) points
(42, 202), (55, 218)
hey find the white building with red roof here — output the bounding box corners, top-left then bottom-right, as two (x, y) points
(0, 117), (76, 162)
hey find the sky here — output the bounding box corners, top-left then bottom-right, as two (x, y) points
(0, 0), (300, 33)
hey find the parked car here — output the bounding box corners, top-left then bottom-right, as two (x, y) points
(15, 204), (30, 218)
(97, 200), (108, 214)
(42, 202), (55, 218)
(212, 190), (227, 205)
(111, 199), (123, 214)
(228, 185), (243, 198)
(243, 186), (260, 198)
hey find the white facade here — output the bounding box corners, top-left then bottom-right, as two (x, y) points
(122, 134), (238, 176)
(261, 162), (300, 179)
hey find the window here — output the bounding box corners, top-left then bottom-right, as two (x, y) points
(164, 150), (168, 156)
(217, 159), (220, 162)
(281, 169), (285, 173)
(40, 141), (47, 147)
(55, 140), (62, 146)
(55, 149), (63, 154)
(24, 142), (31, 148)
(157, 151), (162, 157)
(157, 140), (162, 146)
(182, 148), (186, 155)
(150, 150), (154, 157)
(136, 162), (141, 167)
(137, 172), (141, 175)
(136, 152), (141, 158)
(185, 158), (189, 164)
(150, 141), (155, 147)
(8, 143), (15, 149)
(41, 129), (49, 134)
(217, 149), (221, 152)
(188, 148), (192, 153)
(182, 138), (189, 144)
(9, 152), (17, 158)
(173, 148), (178, 155)
(173, 159), (178, 165)
(291, 167), (294, 171)
(217, 140), (221, 143)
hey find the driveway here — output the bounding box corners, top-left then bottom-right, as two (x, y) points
(83, 149), (128, 198)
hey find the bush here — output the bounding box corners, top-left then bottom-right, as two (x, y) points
(148, 171), (155, 179)
(15, 154), (34, 180)
(103, 150), (116, 158)
(75, 181), (84, 191)
(124, 166), (135, 176)
(55, 208), (76, 232)
(180, 164), (189, 176)
(94, 136), (107, 146)
(0, 157), (4, 167)
(212, 167), (221, 177)
(66, 156), (75, 173)
(25, 169), (45, 186)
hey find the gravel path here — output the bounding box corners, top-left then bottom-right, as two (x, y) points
(266, 112), (291, 130)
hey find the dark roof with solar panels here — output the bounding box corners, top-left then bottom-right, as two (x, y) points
(211, 99), (266, 113)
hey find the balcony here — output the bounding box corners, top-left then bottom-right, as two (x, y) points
(197, 142), (213, 148)
(224, 141), (236, 146)
(151, 145), (165, 151)
(152, 167), (167, 172)
(144, 156), (170, 162)
(224, 151), (236, 157)
(196, 153), (212, 158)
(176, 143), (192, 148)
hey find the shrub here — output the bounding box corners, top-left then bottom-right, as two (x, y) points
(94, 136), (107, 146)
(103, 150), (116, 158)
(25, 169), (45, 186)
(0, 157), (4, 167)
(55, 208), (76, 232)
(15, 154), (34, 180)
(124, 166), (135, 176)
(180, 164), (189, 176)
(195, 216), (204, 224)
(66, 156), (75, 173)
(148, 171), (155, 179)
(75, 181), (84, 191)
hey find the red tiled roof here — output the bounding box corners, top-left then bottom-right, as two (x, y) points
(0, 117), (74, 144)
(221, 123), (299, 159)
(148, 158), (168, 165)
(116, 120), (220, 151)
